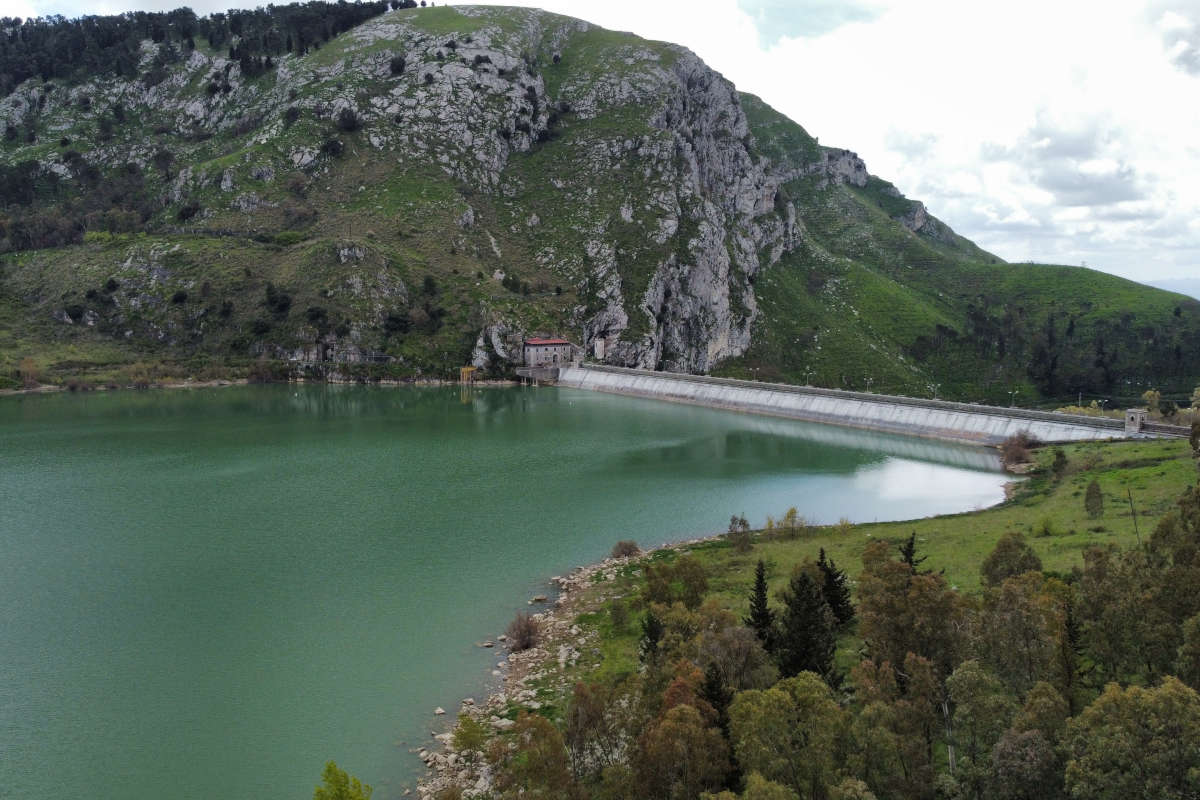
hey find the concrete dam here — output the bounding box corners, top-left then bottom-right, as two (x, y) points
(554, 365), (1187, 446)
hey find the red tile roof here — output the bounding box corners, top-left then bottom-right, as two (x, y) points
(525, 338), (571, 345)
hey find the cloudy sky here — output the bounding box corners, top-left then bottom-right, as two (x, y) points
(6, 0), (1200, 283)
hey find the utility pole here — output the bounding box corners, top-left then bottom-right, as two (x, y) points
(1128, 488), (1141, 547)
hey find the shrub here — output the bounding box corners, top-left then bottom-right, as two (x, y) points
(728, 514), (752, 553)
(383, 312), (410, 335)
(981, 531), (1042, 586)
(283, 106), (300, 125)
(451, 712), (488, 755)
(18, 357), (39, 388)
(1085, 480), (1104, 518)
(609, 600), (629, 631)
(1051, 448), (1069, 479)
(264, 283), (292, 315)
(611, 540), (640, 559)
(389, 54), (406, 75)
(176, 202), (200, 222)
(320, 137), (344, 157)
(336, 107), (359, 132)
(171, 290), (188, 304)
(505, 612), (540, 651)
(1000, 432), (1037, 466)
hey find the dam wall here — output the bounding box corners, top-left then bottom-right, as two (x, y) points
(556, 365), (1186, 446)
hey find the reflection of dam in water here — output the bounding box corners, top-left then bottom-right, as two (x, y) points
(730, 413), (1003, 472)
(557, 365), (1186, 446)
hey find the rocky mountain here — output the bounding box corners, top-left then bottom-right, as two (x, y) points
(2, 4), (1198, 403)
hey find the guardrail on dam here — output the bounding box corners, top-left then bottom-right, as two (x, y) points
(555, 365), (1188, 446)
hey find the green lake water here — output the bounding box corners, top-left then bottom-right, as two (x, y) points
(0, 385), (1008, 800)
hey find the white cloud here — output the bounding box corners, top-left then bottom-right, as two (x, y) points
(12, 0), (1200, 281)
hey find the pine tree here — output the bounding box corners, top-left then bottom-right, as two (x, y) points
(899, 532), (930, 573)
(775, 570), (837, 683)
(817, 548), (855, 627)
(639, 610), (664, 665)
(744, 560), (775, 650)
(698, 661), (733, 737)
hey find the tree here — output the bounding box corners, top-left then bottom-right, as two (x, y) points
(849, 655), (940, 799)
(489, 712), (578, 799)
(989, 729), (1061, 800)
(452, 713), (488, 761)
(314, 761), (372, 800)
(775, 570), (837, 683)
(700, 624), (777, 692)
(946, 660), (1016, 767)
(729, 673), (845, 799)
(1050, 448), (1069, 479)
(639, 609), (664, 664)
(1079, 546), (1177, 682)
(1177, 612), (1200, 691)
(980, 532), (1042, 587)
(745, 560), (775, 649)
(857, 540), (965, 679)
(17, 356), (38, 388)
(898, 532), (929, 573)
(565, 681), (628, 780)
(976, 573), (1064, 696)
(1143, 388), (1162, 414)
(643, 556), (708, 610)
(728, 514), (752, 553)
(635, 704), (729, 800)
(1084, 479), (1104, 518)
(1063, 678), (1200, 800)
(817, 548), (854, 627)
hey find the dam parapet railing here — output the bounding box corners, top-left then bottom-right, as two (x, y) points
(555, 364), (1189, 446)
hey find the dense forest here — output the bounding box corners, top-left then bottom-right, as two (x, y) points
(438, 446), (1200, 800)
(0, 1), (414, 96)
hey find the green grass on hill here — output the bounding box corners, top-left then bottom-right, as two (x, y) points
(546, 437), (1197, 696)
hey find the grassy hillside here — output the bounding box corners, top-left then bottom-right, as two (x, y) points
(715, 97), (1200, 406)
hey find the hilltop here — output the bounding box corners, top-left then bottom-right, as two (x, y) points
(1, 4), (1198, 402)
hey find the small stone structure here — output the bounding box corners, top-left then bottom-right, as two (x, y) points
(523, 337), (573, 366)
(1125, 408), (1148, 435)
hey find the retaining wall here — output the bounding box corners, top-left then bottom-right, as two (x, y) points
(556, 365), (1186, 446)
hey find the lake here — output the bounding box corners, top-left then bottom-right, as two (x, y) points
(0, 384), (1008, 799)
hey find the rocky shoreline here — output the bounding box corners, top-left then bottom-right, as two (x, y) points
(412, 536), (718, 799)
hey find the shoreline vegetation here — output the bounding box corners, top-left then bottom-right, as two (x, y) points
(411, 436), (1200, 800)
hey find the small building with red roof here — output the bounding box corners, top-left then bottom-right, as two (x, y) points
(523, 337), (574, 367)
